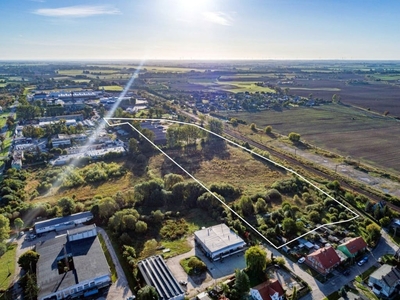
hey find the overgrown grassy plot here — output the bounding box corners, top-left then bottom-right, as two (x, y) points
(98, 234), (118, 283)
(149, 144), (290, 197)
(26, 161), (135, 204)
(0, 243), (17, 291)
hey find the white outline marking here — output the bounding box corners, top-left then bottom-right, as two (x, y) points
(104, 117), (359, 249)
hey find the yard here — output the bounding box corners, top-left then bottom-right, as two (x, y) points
(0, 243), (17, 291)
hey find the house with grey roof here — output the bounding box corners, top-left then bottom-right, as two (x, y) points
(368, 264), (400, 298)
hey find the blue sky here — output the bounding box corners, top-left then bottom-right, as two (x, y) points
(1, 0), (399, 60)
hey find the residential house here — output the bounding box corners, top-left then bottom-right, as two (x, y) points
(305, 246), (340, 275)
(250, 279), (285, 300)
(337, 236), (367, 258)
(368, 264), (400, 298)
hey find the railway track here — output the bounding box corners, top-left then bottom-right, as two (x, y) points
(176, 108), (400, 213)
(223, 128), (400, 214)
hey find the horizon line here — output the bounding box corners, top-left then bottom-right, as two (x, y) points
(2, 58), (400, 63)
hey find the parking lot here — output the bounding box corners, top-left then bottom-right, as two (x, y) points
(166, 236), (246, 298)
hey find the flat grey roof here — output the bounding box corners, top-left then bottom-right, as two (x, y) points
(138, 256), (184, 300)
(194, 224), (246, 254)
(67, 224), (96, 235)
(34, 212), (93, 230)
(36, 234), (110, 299)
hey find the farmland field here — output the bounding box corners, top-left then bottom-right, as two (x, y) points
(100, 85), (123, 91)
(231, 103), (400, 173)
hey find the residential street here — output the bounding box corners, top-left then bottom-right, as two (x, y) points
(266, 229), (399, 300)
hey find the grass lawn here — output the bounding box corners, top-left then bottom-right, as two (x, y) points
(0, 127), (13, 158)
(0, 243), (17, 291)
(98, 234), (118, 283)
(100, 85), (123, 92)
(160, 239), (192, 259)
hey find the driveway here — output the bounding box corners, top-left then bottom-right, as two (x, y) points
(166, 235), (246, 298)
(97, 227), (134, 300)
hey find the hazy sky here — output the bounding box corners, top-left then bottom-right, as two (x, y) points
(1, 0), (400, 60)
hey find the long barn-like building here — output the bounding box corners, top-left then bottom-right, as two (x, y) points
(138, 256), (185, 300)
(34, 211), (93, 234)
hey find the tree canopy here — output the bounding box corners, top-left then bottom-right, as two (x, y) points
(18, 250), (40, 273)
(137, 285), (159, 300)
(0, 214), (10, 242)
(245, 245), (267, 276)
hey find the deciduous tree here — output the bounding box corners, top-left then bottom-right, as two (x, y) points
(245, 246), (267, 276)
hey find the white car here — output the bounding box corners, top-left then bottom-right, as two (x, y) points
(298, 257), (306, 264)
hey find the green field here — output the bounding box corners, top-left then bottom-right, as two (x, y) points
(214, 81), (276, 93)
(290, 87), (341, 91)
(0, 244), (17, 291)
(373, 74), (400, 81)
(100, 85), (123, 91)
(231, 103), (400, 173)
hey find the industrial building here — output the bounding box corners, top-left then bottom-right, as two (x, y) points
(34, 211), (93, 234)
(138, 256), (185, 300)
(194, 224), (247, 261)
(36, 225), (111, 300)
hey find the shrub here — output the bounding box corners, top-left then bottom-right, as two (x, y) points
(288, 132), (301, 142)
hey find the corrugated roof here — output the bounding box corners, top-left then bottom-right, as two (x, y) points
(138, 256), (184, 300)
(34, 212), (93, 230)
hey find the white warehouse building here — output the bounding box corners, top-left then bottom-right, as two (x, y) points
(194, 223), (247, 261)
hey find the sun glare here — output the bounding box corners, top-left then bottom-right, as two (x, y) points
(177, 0), (211, 12)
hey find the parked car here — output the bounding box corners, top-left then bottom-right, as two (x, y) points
(298, 257), (306, 264)
(179, 280), (188, 286)
(357, 256), (369, 266)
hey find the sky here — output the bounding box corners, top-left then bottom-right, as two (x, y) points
(1, 0), (400, 60)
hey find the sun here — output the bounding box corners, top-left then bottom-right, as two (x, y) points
(177, 0), (212, 12)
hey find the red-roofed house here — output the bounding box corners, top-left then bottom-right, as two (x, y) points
(337, 236), (367, 258)
(305, 246), (341, 275)
(250, 279), (285, 300)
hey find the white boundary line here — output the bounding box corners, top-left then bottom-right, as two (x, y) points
(104, 117), (360, 249)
